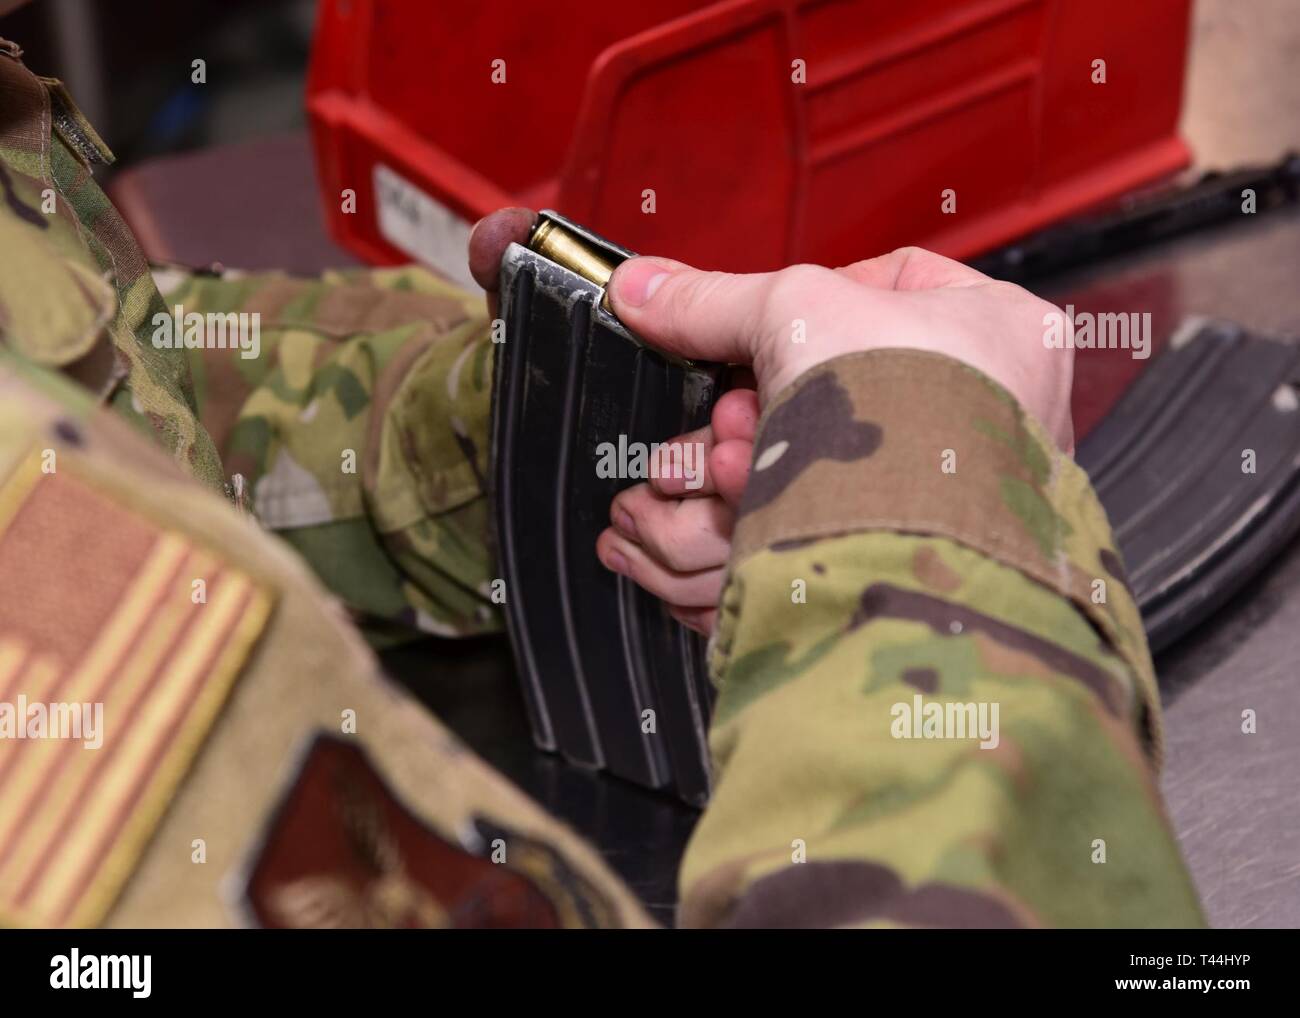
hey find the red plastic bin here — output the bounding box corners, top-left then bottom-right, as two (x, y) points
(306, 0), (1193, 278)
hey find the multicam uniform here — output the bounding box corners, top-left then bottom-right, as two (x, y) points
(0, 40), (1204, 928)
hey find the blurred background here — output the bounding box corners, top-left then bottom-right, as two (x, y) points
(0, 0), (351, 274)
(2, 0), (315, 164)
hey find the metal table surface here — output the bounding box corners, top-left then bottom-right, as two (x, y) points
(1047, 206), (1300, 929)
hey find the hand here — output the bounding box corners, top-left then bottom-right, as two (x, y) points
(595, 385), (759, 635)
(599, 248), (1073, 634)
(469, 214), (1073, 637)
(606, 247), (1074, 452)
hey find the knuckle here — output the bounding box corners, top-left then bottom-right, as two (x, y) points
(889, 244), (927, 262)
(996, 278), (1047, 312)
(609, 490), (632, 524)
(982, 277), (1024, 300)
(610, 487), (650, 538)
(1035, 297), (1072, 336)
(760, 264), (833, 327)
(886, 245), (928, 278)
(650, 523), (691, 572)
(1037, 295), (1068, 320)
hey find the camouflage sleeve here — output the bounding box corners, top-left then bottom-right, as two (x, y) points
(679, 349), (1205, 928)
(159, 266), (498, 643)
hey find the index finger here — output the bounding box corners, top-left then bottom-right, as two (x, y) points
(468, 207), (536, 293)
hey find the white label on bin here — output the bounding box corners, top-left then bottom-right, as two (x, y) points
(373, 163), (479, 292)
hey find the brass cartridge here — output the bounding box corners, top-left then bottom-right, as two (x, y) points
(528, 217), (619, 309)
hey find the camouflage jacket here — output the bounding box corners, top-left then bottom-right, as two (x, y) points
(0, 42), (1202, 927)
(0, 40), (497, 646)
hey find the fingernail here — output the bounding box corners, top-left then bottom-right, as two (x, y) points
(614, 508), (637, 539)
(613, 258), (672, 307)
(604, 549), (630, 576)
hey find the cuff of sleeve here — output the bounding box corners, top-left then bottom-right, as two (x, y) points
(719, 348), (1160, 762)
(360, 318), (501, 638)
(369, 317), (493, 531)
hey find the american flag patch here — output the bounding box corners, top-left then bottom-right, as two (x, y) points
(0, 454), (272, 927)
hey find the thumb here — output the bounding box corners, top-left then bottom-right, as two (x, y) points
(609, 257), (775, 366)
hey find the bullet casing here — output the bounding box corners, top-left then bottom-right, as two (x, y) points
(529, 218), (619, 310)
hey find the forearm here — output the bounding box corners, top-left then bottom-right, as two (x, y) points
(167, 266), (500, 641)
(680, 349), (1204, 928)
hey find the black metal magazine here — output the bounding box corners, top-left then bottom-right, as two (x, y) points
(490, 211), (721, 805)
